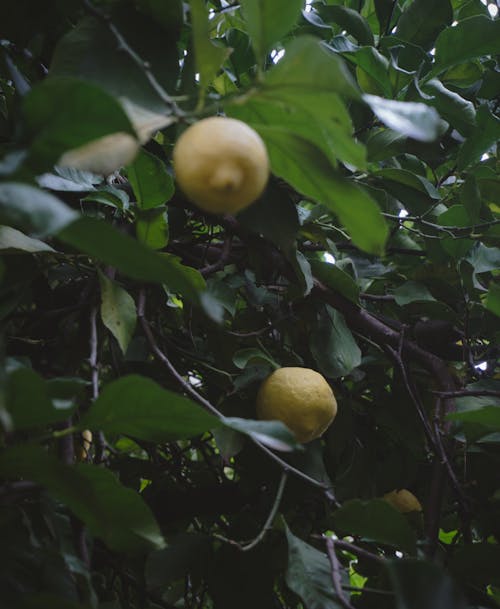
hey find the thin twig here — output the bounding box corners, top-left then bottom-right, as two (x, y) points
(200, 235), (233, 277)
(433, 389), (500, 399)
(325, 536), (356, 609)
(89, 304), (106, 463)
(82, 0), (183, 116)
(214, 471), (288, 551)
(311, 536), (385, 565)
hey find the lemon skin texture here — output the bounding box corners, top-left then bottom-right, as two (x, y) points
(256, 367), (338, 443)
(172, 117), (269, 215)
(383, 489), (422, 513)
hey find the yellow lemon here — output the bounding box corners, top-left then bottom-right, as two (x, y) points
(76, 429), (93, 462)
(172, 116), (269, 215)
(256, 367), (337, 443)
(383, 489), (422, 513)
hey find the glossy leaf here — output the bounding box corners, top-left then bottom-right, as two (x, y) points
(126, 149), (174, 210)
(458, 105), (500, 170)
(320, 5), (374, 46)
(80, 375), (222, 441)
(422, 79), (476, 137)
(396, 0), (452, 50)
(394, 281), (436, 306)
(0, 226), (55, 253)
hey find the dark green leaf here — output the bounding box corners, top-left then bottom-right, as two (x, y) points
(240, 0), (304, 64)
(309, 260), (360, 305)
(223, 417), (301, 452)
(0, 445), (165, 553)
(285, 524), (343, 609)
(375, 0), (397, 34)
(388, 559), (466, 609)
(460, 174), (482, 223)
(6, 368), (76, 430)
(310, 306), (361, 378)
(396, 0), (452, 50)
(394, 281), (436, 306)
(0, 183), (77, 237)
(319, 5), (374, 45)
(136, 208), (169, 250)
(458, 105), (500, 170)
(346, 47), (392, 98)
(448, 405), (500, 429)
(58, 217), (202, 302)
(432, 16), (500, 76)
(449, 543), (500, 587)
(233, 348), (278, 370)
(485, 282), (500, 318)
(80, 375), (222, 441)
(126, 149), (174, 210)
(99, 272), (137, 354)
(438, 205), (474, 258)
(364, 94), (442, 142)
(421, 79), (476, 137)
(252, 127), (387, 255)
(334, 499), (417, 554)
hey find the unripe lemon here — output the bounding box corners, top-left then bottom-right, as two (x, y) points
(256, 367), (337, 443)
(383, 489), (422, 513)
(172, 116), (269, 214)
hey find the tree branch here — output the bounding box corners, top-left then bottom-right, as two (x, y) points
(325, 536), (357, 609)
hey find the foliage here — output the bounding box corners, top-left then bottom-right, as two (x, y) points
(0, 1), (500, 608)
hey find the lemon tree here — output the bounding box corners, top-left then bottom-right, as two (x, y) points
(1, 1), (500, 609)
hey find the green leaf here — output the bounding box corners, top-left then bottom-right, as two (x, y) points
(448, 405), (500, 429)
(438, 205), (474, 259)
(80, 375), (222, 441)
(251, 127), (387, 255)
(189, 0), (232, 101)
(223, 417), (301, 452)
(460, 174), (482, 223)
(125, 149), (174, 209)
(0, 183), (78, 237)
(99, 272), (137, 354)
(394, 281), (436, 306)
(285, 524), (343, 609)
(6, 368), (76, 430)
(485, 282), (500, 318)
(58, 217), (202, 302)
(388, 559), (466, 609)
(396, 0), (452, 50)
(0, 226), (55, 253)
(240, 0), (304, 65)
(346, 47), (392, 98)
(334, 499), (417, 554)
(23, 77), (135, 172)
(310, 260), (360, 305)
(432, 16), (500, 76)
(364, 94), (442, 142)
(449, 543), (500, 587)
(319, 5), (374, 46)
(263, 36), (360, 100)
(421, 79), (476, 137)
(0, 445), (165, 553)
(374, 0), (396, 34)
(310, 306), (361, 378)
(458, 105), (500, 170)
(136, 208), (169, 250)
(233, 348), (278, 370)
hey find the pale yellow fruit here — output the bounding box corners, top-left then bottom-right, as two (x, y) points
(76, 429), (93, 462)
(256, 367), (337, 443)
(172, 116), (269, 215)
(383, 489), (422, 513)
(58, 132), (139, 175)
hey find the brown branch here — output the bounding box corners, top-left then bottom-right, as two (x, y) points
(433, 389), (500, 399)
(325, 537), (356, 609)
(200, 235), (233, 277)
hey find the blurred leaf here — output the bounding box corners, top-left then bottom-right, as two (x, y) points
(394, 281), (436, 306)
(0, 226), (55, 253)
(310, 306), (361, 378)
(223, 417), (302, 452)
(6, 368), (76, 430)
(126, 148), (174, 210)
(396, 0), (452, 50)
(59, 217), (202, 302)
(375, 0), (396, 34)
(458, 105), (500, 170)
(80, 375), (222, 441)
(99, 272), (137, 354)
(460, 174), (482, 223)
(0, 183), (78, 237)
(189, 0), (232, 101)
(432, 16), (500, 76)
(23, 77), (135, 172)
(0, 445), (165, 553)
(334, 499), (417, 554)
(240, 0), (303, 64)
(448, 405), (500, 429)
(449, 543), (500, 587)
(263, 35), (361, 100)
(364, 95), (442, 142)
(252, 127), (387, 255)
(388, 559), (466, 609)
(285, 524), (342, 609)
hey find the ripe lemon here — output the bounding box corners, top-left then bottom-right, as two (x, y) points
(383, 489), (422, 513)
(256, 367), (337, 443)
(172, 116), (269, 215)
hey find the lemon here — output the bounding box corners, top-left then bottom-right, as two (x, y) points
(172, 116), (269, 215)
(383, 489), (422, 513)
(256, 367), (337, 443)
(76, 429), (93, 462)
